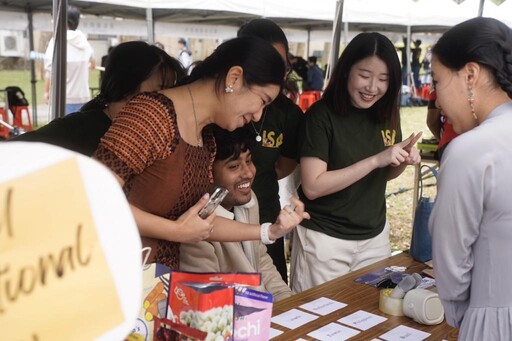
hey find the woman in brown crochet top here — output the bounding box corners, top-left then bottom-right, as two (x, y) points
(94, 37), (309, 269)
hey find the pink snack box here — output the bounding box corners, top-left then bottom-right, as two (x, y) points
(234, 288), (273, 341)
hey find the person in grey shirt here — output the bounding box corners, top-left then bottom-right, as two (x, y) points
(429, 17), (512, 341)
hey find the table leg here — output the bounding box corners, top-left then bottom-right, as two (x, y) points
(412, 162), (420, 221)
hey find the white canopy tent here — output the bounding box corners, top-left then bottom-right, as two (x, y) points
(3, 0), (509, 40)
(0, 0), (510, 121)
(328, 0), (510, 82)
(15, 12), (332, 43)
(0, 0), (336, 121)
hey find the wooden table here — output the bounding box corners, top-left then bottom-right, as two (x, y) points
(271, 253), (458, 340)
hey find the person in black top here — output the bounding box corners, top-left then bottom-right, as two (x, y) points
(99, 46), (114, 86)
(411, 39), (422, 89)
(238, 19), (306, 283)
(304, 56), (324, 91)
(12, 41), (184, 156)
(289, 54), (308, 91)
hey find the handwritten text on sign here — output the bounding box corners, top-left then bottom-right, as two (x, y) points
(0, 159), (123, 341)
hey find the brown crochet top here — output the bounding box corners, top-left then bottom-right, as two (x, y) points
(94, 91), (216, 269)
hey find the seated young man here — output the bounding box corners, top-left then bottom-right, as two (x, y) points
(180, 126), (292, 301)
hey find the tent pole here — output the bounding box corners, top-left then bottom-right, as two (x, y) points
(406, 25), (411, 89)
(146, 7), (154, 43)
(26, 4), (38, 126)
(51, 0), (67, 119)
(343, 21), (348, 45)
(478, 0), (485, 16)
(327, 0), (343, 80)
(306, 28), (311, 57)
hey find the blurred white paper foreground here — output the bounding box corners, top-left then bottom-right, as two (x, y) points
(0, 142), (142, 341)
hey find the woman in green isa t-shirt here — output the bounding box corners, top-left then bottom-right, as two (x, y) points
(291, 32), (422, 293)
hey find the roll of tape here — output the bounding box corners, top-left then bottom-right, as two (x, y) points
(379, 289), (404, 316)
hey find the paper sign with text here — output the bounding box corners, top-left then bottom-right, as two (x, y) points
(0, 158), (124, 340)
(269, 327), (283, 339)
(307, 322), (360, 340)
(271, 308), (319, 329)
(299, 297), (347, 316)
(338, 310), (387, 331)
(380, 325), (431, 341)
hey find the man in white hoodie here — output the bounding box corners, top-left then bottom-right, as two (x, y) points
(44, 6), (95, 115)
(180, 126), (293, 301)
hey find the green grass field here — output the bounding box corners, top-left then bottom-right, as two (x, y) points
(0, 70), (45, 104)
(386, 105), (437, 252)
(0, 69), (100, 105)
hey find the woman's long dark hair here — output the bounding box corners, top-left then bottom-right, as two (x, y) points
(81, 41), (184, 111)
(179, 37), (285, 95)
(323, 32), (402, 129)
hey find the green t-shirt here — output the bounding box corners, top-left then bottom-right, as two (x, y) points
(298, 99), (402, 240)
(249, 94), (305, 223)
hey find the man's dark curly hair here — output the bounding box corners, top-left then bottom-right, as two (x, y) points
(211, 125), (256, 162)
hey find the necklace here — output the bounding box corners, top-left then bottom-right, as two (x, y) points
(104, 105), (114, 121)
(186, 86), (202, 147)
(250, 108), (267, 143)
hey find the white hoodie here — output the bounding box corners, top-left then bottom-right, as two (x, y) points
(44, 29), (94, 104)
